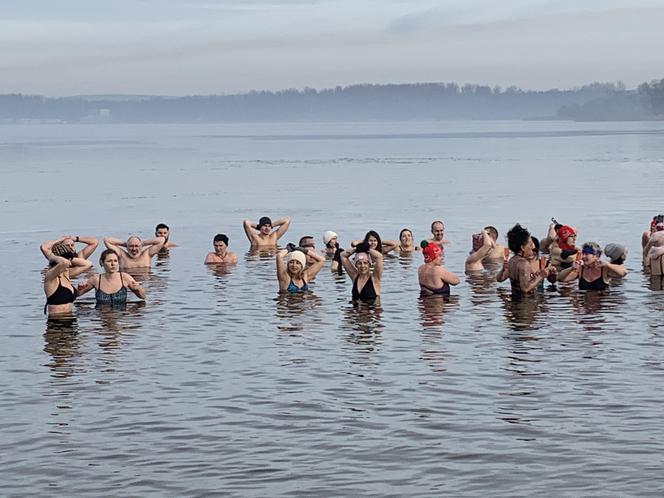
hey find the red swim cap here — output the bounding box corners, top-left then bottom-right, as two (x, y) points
(423, 243), (442, 263)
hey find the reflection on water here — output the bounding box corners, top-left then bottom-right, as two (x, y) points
(417, 294), (459, 328)
(497, 288), (548, 332)
(274, 292), (323, 333)
(341, 302), (383, 350)
(43, 316), (80, 378)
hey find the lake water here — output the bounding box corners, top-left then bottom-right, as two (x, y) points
(2, 121), (664, 496)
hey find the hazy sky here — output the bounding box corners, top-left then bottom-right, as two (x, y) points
(1, 0), (663, 95)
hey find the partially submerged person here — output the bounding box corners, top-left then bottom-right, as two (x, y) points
(398, 228), (421, 254)
(505, 224), (550, 296)
(103, 235), (166, 270)
(549, 224), (578, 270)
(418, 241), (460, 296)
(643, 216), (664, 269)
(323, 231), (339, 257)
(351, 230), (398, 256)
(604, 243), (628, 279)
(429, 220), (450, 248)
(497, 235), (555, 289)
(340, 242), (384, 304)
(41, 239), (93, 316)
(558, 242), (627, 290)
(77, 249), (145, 306)
(465, 229), (496, 272)
(482, 226), (507, 260)
(204, 234), (238, 264)
(645, 231), (664, 277)
(276, 247), (325, 293)
(298, 235), (318, 266)
(40, 235), (98, 262)
(243, 216), (291, 248)
(152, 223), (177, 248)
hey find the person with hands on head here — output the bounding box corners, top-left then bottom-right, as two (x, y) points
(276, 246), (325, 293)
(340, 242), (383, 303)
(558, 242), (626, 290)
(204, 234), (238, 264)
(41, 240), (93, 316)
(351, 230), (398, 256)
(465, 229), (495, 271)
(77, 249), (145, 306)
(505, 224), (551, 296)
(419, 241), (459, 296)
(398, 228), (421, 254)
(243, 216), (291, 248)
(103, 235), (166, 270)
(40, 235), (98, 262)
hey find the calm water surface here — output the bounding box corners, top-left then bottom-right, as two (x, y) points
(2, 121), (664, 496)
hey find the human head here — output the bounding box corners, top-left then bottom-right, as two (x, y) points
(421, 241), (442, 263)
(399, 228), (413, 247)
(507, 224), (534, 257)
(323, 231), (338, 248)
(61, 237), (76, 252)
(431, 221), (445, 241)
(556, 225), (577, 248)
(52, 242), (76, 260)
(213, 234), (229, 254)
(604, 243), (627, 264)
(99, 249), (120, 272)
(126, 236), (142, 257)
(531, 236), (540, 257)
(354, 251), (372, 273)
(285, 250), (306, 276)
(257, 217), (272, 235)
(299, 236), (315, 249)
(364, 230), (383, 253)
(155, 223), (169, 242)
(484, 226), (498, 242)
(581, 241), (602, 264)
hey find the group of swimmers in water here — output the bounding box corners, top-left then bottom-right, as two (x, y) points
(41, 215), (664, 317)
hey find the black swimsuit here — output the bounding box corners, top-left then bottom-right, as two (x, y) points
(352, 276), (377, 303)
(579, 267), (608, 291)
(420, 282), (450, 296)
(45, 276), (77, 313)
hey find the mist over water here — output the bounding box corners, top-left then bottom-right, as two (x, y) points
(2, 121), (664, 496)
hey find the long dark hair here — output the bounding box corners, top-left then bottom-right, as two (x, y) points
(364, 230), (383, 253)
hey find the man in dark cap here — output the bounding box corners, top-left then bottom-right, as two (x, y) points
(242, 215), (291, 247)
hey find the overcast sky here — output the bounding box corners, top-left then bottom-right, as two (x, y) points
(1, 0), (663, 96)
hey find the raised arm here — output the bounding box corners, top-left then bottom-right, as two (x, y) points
(104, 237), (127, 254)
(76, 236), (99, 259)
(68, 257), (93, 278)
(369, 248), (384, 281)
(381, 239), (399, 255)
(243, 220), (259, 244)
(146, 237), (166, 257)
(465, 231), (494, 266)
(44, 255), (71, 283)
(303, 249), (326, 280)
(275, 249), (290, 288)
(604, 261), (627, 279)
(40, 237), (66, 260)
(496, 259), (510, 282)
(272, 217), (291, 240)
(124, 273), (146, 300)
(340, 249), (359, 280)
(540, 223), (557, 254)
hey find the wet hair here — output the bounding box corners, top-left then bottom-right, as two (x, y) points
(99, 249), (119, 265)
(155, 223), (169, 231)
(431, 220), (445, 233)
(52, 243), (72, 257)
(507, 224), (531, 254)
(364, 230), (383, 253)
(484, 226), (498, 240)
(213, 234), (229, 245)
(399, 228), (413, 240)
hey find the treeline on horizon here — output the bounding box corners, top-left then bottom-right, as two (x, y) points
(1, 78), (663, 123)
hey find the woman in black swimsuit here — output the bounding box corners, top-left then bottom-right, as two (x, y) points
(558, 242), (626, 290)
(340, 243), (383, 303)
(418, 241), (459, 296)
(77, 249), (145, 306)
(41, 239), (92, 316)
